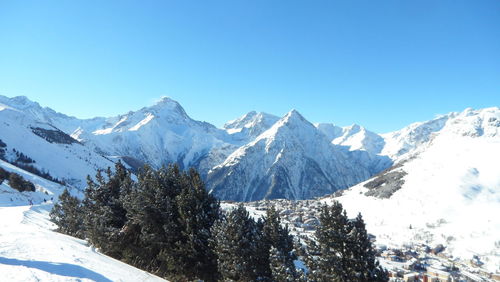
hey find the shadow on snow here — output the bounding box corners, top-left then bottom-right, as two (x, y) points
(0, 257), (112, 282)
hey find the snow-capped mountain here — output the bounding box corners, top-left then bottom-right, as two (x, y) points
(224, 111), (280, 143)
(0, 95), (236, 178)
(70, 97), (232, 173)
(325, 107), (500, 272)
(316, 123), (386, 155)
(380, 112), (454, 160)
(207, 110), (380, 201)
(0, 97), (115, 187)
(0, 95), (394, 199)
(2, 94), (498, 205)
(315, 123), (391, 174)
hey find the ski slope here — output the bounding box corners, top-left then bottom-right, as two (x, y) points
(0, 160), (166, 282)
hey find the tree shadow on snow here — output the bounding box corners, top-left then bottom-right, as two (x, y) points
(0, 257), (112, 282)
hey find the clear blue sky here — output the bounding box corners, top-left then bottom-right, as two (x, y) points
(0, 1), (499, 133)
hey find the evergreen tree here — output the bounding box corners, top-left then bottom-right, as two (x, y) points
(50, 188), (84, 239)
(160, 168), (220, 281)
(83, 162), (132, 258)
(270, 246), (300, 282)
(0, 167), (9, 184)
(348, 213), (388, 281)
(309, 202), (351, 281)
(50, 163), (226, 281)
(121, 164), (182, 273)
(8, 172), (35, 192)
(263, 206), (298, 281)
(307, 202), (388, 282)
(211, 204), (264, 281)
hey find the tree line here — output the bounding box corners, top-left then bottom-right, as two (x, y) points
(0, 142), (64, 185)
(50, 162), (388, 281)
(0, 166), (36, 192)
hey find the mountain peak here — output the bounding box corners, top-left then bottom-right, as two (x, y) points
(224, 111), (280, 140)
(245, 110), (258, 117)
(152, 96), (183, 109)
(255, 109), (318, 143)
(285, 109), (301, 117)
(155, 96), (178, 105)
(145, 96), (189, 119)
(346, 123), (362, 132)
(281, 109), (309, 126)
(458, 106), (500, 117)
(0, 95), (41, 110)
(224, 111), (258, 129)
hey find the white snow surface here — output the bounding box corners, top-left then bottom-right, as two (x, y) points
(0, 160), (166, 282)
(62, 97), (231, 170)
(0, 95), (234, 179)
(0, 100), (115, 187)
(224, 111), (280, 143)
(316, 123), (385, 155)
(325, 107), (500, 273)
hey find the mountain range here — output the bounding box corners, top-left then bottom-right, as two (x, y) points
(1, 94), (499, 274)
(0, 95), (498, 203)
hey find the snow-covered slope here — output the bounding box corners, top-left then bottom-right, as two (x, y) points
(224, 111), (280, 143)
(316, 123), (391, 174)
(380, 113), (454, 160)
(326, 107), (500, 272)
(316, 123), (385, 155)
(0, 95), (235, 178)
(70, 97), (232, 173)
(314, 123), (344, 141)
(208, 110), (378, 201)
(333, 124), (385, 154)
(0, 160), (166, 281)
(0, 99), (115, 187)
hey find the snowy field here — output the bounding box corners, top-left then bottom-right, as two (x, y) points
(0, 160), (166, 282)
(328, 133), (500, 273)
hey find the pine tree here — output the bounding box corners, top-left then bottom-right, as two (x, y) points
(348, 213), (388, 281)
(308, 202), (351, 281)
(160, 168), (220, 281)
(121, 164), (183, 273)
(8, 172), (35, 192)
(49, 163), (228, 281)
(211, 204), (264, 281)
(307, 202), (388, 282)
(263, 206), (298, 281)
(83, 162), (132, 258)
(270, 246), (300, 282)
(50, 188), (84, 239)
(0, 167), (9, 184)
